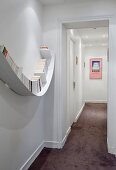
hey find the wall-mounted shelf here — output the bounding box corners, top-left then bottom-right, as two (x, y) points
(0, 48), (55, 96)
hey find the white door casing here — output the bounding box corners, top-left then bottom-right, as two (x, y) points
(58, 16), (113, 152)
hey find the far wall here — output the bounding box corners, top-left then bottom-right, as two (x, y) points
(83, 46), (108, 103)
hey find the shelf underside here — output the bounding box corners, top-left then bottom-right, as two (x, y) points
(0, 50), (54, 96)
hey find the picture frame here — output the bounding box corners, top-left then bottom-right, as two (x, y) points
(90, 58), (102, 79)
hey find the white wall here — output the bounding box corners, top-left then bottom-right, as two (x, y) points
(0, 0), (43, 78)
(43, 0), (116, 155)
(107, 18), (116, 155)
(84, 46), (108, 103)
(1, 1), (114, 170)
(0, 1), (46, 170)
(0, 1), (115, 169)
(43, 24), (68, 144)
(60, 25), (68, 140)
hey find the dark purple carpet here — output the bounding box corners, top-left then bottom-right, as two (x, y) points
(29, 103), (116, 170)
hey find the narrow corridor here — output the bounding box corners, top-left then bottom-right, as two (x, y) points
(29, 103), (116, 170)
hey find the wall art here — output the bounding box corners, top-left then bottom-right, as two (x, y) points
(90, 58), (102, 79)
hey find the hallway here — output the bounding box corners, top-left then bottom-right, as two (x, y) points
(29, 103), (116, 170)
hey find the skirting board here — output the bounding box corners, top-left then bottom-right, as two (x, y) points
(74, 103), (85, 123)
(108, 146), (116, 156)
(45, 127), (71, 149)
(107, 138), (116, 156)
(19, 104), (87, 170)
(20, 142), (44, 170)
(59, 127), (71, 149)
(20, 130), (72, 170)
(44, 141), (59, 149)
(85, 100), (107, 104)
(20, 130), (71, 170)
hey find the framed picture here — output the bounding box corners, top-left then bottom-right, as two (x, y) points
(90, 58), (102, 79)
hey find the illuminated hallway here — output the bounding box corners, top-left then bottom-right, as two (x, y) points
(29, 103), (116, 170)
(1, 1), (116, 169)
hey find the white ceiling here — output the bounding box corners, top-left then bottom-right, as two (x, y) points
(72, 27), (108, 47)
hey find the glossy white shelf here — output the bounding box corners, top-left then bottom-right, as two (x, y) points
(0, 49), (55, 96)
(35, 49), (55, 96)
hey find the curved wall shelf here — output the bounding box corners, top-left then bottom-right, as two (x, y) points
(0, 48), (55, 96)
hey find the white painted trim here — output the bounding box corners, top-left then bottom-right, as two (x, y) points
(58, 15), (113, 26)
(108, 146), (116, 155)
(45, 127), (71, 149)
(60, 127), (71, 148)
(57, 18), (64, 144)
(19, 128), (71, 170)
(107, 138), (116, 156)
(19, 127), (71, 170)
(44, 141), (59, 148)
(57, 15), (112, 156)
(85, 100), (107, 104)
(20, 142), (44, 170)
(74, 103), (85, 123)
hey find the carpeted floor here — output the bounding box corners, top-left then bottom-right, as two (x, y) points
(29, 103), (116, 170)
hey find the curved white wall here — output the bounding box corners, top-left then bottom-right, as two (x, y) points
(0, 1), (45, 170)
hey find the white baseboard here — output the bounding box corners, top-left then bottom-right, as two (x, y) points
(19, 126), (71, 170)
(108, 146), (116, 155)
(59, 127), (71, 148)
(20, 134), (71, 170)
(45, 127), (71, 149)
(85, 100), (107, 104)
(20, 142), (44, 170)
(20, 104), (85, 170)
(107, 138), (116, 156)
(74, 103), (85, 123)
(44, 141), (59, 148)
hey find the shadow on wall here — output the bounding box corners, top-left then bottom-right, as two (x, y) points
(43, 73), (56, 141)
(0, 80), (42, 130)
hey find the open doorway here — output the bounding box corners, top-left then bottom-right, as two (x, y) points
(59, 19), (110, 150)
(67, 26), (108, 128)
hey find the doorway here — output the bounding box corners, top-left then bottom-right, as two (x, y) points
(59, 18), (111, 151)
(67, 27), (108, 125)
(67, 37), (77, 126)
(65, 26), (109, 165)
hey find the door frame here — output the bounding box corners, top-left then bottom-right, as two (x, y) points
(68, 37), (76, 126)
(56, 14), (113, 148)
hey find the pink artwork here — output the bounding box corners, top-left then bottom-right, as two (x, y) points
(90, 58), (102, 79)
